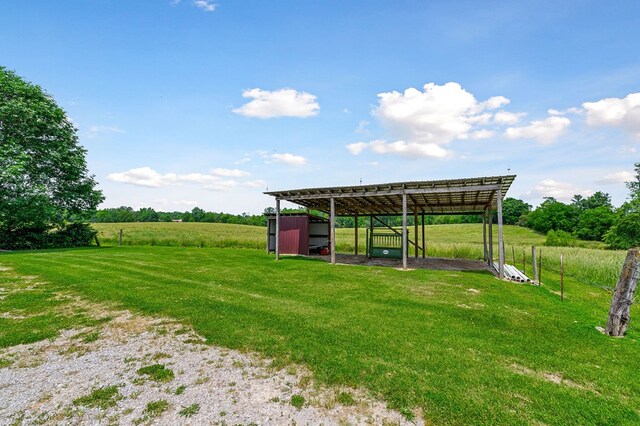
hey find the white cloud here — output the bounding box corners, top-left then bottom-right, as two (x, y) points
(271, 153), (307, 166)
(583, 92), (640, 138)
(204, 180), (237, 191)
(526, 179), (592, 202)
(504, 116), (570, 144)
(470, 129), (494, 139)
(481, 95), (510, 110)
(193, 0), (216, 12)
(154, 198), (198, 208)
(346, 142), (368, 155)
(211, 168), (250, 177)
(349, 82), (519, 158)
(373, 82), (499, 145)
(494, 111), (526, 125)
(233, 88), (319, 118)
(348, 139), (448, 158)
(354, 120), (370, 135)
(548, 107), (582, 116)
(245, 179), (267, 188)
(595, 171), (635, 185)
(108, 167), (166, 187)
(107, 167), (248, 191)
(86, 125), (125, 138)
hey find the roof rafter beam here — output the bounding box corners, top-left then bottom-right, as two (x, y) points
(276, 184), (502, 201)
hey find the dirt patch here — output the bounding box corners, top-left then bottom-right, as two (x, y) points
(314, 254), (493, 273)
(510, 363), (598, 394)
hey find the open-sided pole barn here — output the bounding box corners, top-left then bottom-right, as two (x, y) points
(265, 175), (515, 278)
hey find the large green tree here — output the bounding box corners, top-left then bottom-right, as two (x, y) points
(0, 67), (103, 248)
(605, 163), (640, 249)
(526, 197), (580, 234)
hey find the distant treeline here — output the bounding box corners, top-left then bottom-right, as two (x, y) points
(91, 207), (268, 226)
(91, 163), (640, 249)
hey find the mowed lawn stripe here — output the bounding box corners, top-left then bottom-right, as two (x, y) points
(1, 246), (638, 425)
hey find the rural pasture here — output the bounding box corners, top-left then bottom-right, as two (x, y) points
(93, 222), (625, 289)
(0, 222), (638, 424)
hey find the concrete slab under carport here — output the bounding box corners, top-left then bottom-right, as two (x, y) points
(311, 253), (495, 273)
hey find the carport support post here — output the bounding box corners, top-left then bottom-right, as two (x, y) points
(421, 212), (426, 258)
(402, 192), (408, 270)
(354, 212), (359, 256)
(497, 188), (505, 279)
(482, 208), (488, 262)
(275, 199), (280, 260)
(414, 210), (418, 259)
(330, 197), (336, 264)
(488, 207), (493, 266)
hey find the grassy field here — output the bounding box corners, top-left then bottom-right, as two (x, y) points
(1, 246), (638, 425)
(93, 222), (626, 289)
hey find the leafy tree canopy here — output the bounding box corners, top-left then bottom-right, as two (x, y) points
(0, 67), (103, 248)
(501, 198), (532, 225)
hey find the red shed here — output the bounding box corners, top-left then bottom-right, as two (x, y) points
(267, 213), (330, 256)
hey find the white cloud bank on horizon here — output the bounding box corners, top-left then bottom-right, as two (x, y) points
(233, 88), (319, 118)
(595, 170), (635, 185)
(107, 166), (257, 191)
(504, 115), (571, 145)
(583, 92), (640, 139)
(525, 179), (592, 202)
(347, 82), (527, 158)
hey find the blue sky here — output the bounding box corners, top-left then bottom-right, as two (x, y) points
(2, 0), (639, 213)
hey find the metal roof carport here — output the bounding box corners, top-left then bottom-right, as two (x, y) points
(265, 175), (515, 278)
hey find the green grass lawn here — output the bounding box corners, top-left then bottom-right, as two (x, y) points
(93, 222), (626, 289)
(1, 246), (638, 425)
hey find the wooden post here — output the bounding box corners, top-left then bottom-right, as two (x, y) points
(369, 215), (373, 258)
(538, 248), (542, 285)
(496, 188), (504, 279)
(354, 213), (359, 256)
(402, 192), (408, 270)
(119, 229), (123, 246)
(532, 246), (538, 284)
(414, 210), (418, 259)
(275, 199), (280, 260)
(94, 235), (101, 247)
(488, 207), (493, 266)
(266, 217), (270, 254)
(560, 254), (564, 301)
(482, 209), (487, 262)
(421, 212), (426, 258)
(330, 197), (336, 264)
(512, 245), (516, 266)
(606, 249), (640, 336)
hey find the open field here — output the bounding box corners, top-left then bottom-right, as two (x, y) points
(1, 246), (639, 425)
(93, 222), (626, 289)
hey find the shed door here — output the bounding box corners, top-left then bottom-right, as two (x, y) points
(279, 216), (309, 255)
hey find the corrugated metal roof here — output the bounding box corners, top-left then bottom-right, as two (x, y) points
(264, 175), (515, 215)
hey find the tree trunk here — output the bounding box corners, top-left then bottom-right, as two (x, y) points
(606, 249), (640, 337)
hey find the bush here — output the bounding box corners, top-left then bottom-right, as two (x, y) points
(545, 230), (579, 247)
(0, 223), (97, 250)
(605, 215), (640, 249)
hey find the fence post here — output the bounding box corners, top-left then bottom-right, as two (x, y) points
(560, 254), (564, 301)
(532, 246), (538, 284)
(605, 248), (640, 336)
(119, 229), (123, 246)
(539, 248), (542, 285)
